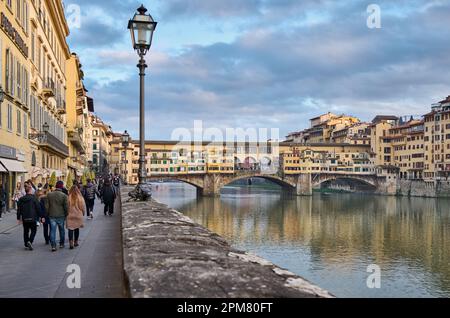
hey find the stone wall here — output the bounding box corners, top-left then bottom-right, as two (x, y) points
(396, 179), (450, 197)
(120, 187), (333, 298)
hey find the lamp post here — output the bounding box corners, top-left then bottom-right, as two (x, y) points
(42, 122), (49, 134)
(127, 4), (156, 200)
(121, 130), (130, 185)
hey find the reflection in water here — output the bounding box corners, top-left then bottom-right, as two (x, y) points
(151, 182), (450, 298)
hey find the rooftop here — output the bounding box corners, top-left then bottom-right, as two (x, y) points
(372, 115), (399, 124)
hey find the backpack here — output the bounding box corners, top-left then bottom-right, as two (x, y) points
(84, 185), (96, 200)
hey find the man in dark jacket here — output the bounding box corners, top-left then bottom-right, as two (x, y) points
(82, 179), (100, 219)
(46, 181), (68, 251)
(0, 182), (6, 220)
(100, 179), (116, 216)
(17, 184), (42, 250)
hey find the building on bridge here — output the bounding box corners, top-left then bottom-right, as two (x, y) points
(109, 137), (375, 186)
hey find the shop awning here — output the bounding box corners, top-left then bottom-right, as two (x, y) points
(0, 164), (6, 172)
(0, 158), (27, 173)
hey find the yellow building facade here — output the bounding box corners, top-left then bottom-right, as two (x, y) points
(424, 96), (450, 182)
(1, 1), (109, 210)
(0, 0), (31, 209)
(66, 52), (93, 179)
(27, 0), (70, 184)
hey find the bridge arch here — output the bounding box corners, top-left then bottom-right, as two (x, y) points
(222, 174), (296, 191)
(313, 175), (377, 191)
(147, 176), (204, 191)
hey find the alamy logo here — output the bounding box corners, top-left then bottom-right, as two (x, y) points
(66, 264), (81, 289)
(66, 4), (81, 29)
(366, 264), (381, 289)
(367, 4), (381, 29)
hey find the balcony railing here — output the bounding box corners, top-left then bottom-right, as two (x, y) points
(68, 129), (86, 155)
(42, 78), (55, 97)
(29, 131), (69, 158)
(57, 100), (66, 114)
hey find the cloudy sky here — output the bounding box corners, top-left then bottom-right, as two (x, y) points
(65, 0), (450, 140)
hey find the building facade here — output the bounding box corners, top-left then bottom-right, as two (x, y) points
(424, 96), (450, 182)
(66, 52), (94, 179)
(0, 0), (111, 210)
(28, 0), (70, 184)
(1, 0), (33, 209)
(286, 113), (360, 144)
(90, 114), (112, 175)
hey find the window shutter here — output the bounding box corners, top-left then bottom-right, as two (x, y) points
(11, 54), (15, 97)
(5, 49), (9, 92)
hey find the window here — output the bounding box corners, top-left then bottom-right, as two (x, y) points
(93, 144), (97, 150)
(23, 66), (28, 106)
(24, 1), (29, 33)
(31, 30), (35, 63)
(17, 109), (21, 134)
(5, 49), (10, 93)
(16, 60), (21, 100)
(23, 113), (27, 138)
(16, 0), (21, 23)
(7, 104), (13, 131)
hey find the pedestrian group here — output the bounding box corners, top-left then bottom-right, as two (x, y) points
(15, 175), (120, 252)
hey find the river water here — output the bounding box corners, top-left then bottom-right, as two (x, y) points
(150, 182), (450, 298)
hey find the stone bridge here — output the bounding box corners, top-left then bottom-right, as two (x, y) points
(147, 171), (397, 196)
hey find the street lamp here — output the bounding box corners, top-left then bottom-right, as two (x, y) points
(122, 130), (130, 147)
(121, 130), (130, 185)
(127, 4), (156, 201)
(42, 122), (49, 134)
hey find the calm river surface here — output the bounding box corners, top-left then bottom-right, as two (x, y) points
(151, 182), (450, 298)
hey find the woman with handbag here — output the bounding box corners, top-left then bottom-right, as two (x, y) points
(66, 185), (86, 249)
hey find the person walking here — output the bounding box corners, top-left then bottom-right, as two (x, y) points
(67, 186), (86, 249)
(13, 182), (23, 210)
(26, 180), (37, 195)
(46, 181), (68, 252)
(17, 183), (42, 251)
(100, 179), (116, 216)
(82, 179), (99, 220)
(0, 182), (5, 220)
(37, 189), (50, 245)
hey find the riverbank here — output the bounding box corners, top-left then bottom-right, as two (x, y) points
(120, 186), (334, 298)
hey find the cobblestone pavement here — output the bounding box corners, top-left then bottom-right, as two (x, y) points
(0, 199), (126, 298)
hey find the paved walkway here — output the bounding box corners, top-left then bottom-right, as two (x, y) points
(0, 199), (126, 298)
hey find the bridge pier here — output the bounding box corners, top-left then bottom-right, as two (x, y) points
(201, 174), (222, 197)
(296, 173), (312, 196)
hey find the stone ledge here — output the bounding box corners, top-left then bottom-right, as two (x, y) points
(121, 187), (334, 298)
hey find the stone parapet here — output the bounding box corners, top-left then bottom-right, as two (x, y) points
(120, 187), (334, 298)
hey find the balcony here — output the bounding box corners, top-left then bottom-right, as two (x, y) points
(42, 78), (56, 98)
(29, 131), (69, 158)
(68, 128), (86, 155)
